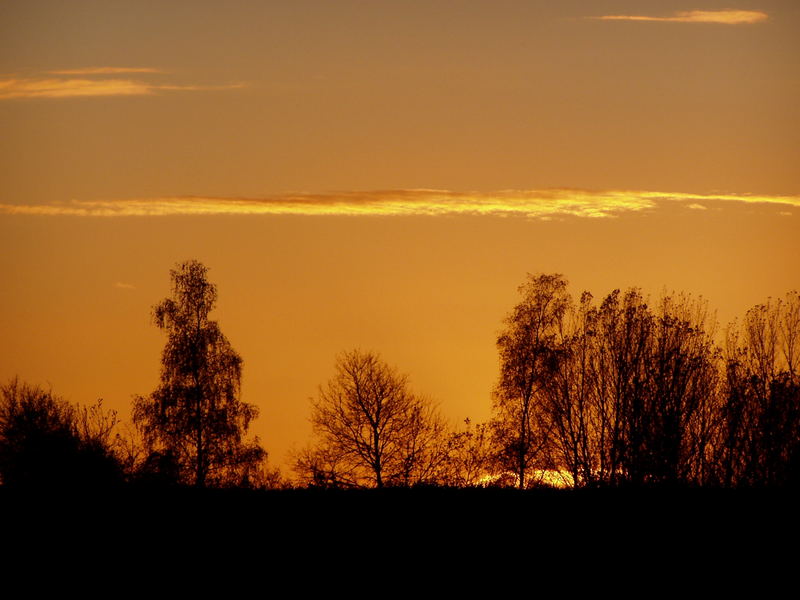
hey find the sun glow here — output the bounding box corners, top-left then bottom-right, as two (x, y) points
(477, 470), (574, 489)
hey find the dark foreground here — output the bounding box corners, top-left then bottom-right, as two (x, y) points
(2, 486), (796, 589)
(3, 485), (796, 538)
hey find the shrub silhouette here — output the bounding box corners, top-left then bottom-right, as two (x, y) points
(0, 378), (123, 488)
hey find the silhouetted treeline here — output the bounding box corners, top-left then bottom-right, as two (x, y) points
(1, 264), (798, 491)
(293, 275), (800, 490)
(489, 274), (800, 489)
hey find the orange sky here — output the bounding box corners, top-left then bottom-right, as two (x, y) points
(1, 1), (798, 474)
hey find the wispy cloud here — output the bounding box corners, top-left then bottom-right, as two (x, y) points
(2, 190), (799, 219)
(0, 68), (245, 100)
(47, 67), (165, 75)
(114, 281), (136, 290)
(591, 10), (768, 25)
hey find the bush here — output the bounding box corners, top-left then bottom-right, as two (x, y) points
(0, 378), (123, 488)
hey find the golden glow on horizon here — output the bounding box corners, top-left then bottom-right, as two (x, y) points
(2, 189), (797, 219)
(593, 10), (769, 25)
(478, 470), (574, 488)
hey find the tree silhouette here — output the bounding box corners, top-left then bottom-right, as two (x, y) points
(592, 291), (719, 486)
(718, 291), (800, 487)
(531, 288), (721, 488)
(492, 273), (570, 488)
(132, 260), (265, 488)
(297, 349), (448, 488)
(444, 418), (494, 487)
(492, 275), (726, 489)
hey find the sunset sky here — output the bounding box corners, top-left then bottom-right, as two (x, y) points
(1, 1), (798, 474)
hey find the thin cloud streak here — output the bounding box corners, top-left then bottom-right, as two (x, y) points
(592, 10), (768, 25)
(47, 67), (164, 75)
(0, 67), (246, 99)
(0, 78), (246, 99)
(2, 190), (799, 219)
(1, 78), (155, 99)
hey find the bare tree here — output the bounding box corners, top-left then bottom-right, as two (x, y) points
(501, 284), (723, 489)
(638, 293), (720, 485)
(299, 349), (447, 488)
(539, 291), (598, 488)
(391, 397), (452, 486)
(293, 443), (359, 489)
(444, 418), (495, 487)
(719, 291), (800, 487)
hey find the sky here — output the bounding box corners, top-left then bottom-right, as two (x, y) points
(1, 1), (798, 474)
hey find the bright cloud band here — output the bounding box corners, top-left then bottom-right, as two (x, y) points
(2, 190), (797, 219)
(592, 10), (768, 25)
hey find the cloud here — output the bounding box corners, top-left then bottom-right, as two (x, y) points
(2, 189), (799, 219)
(47, 67), (165, 75)
(1, 78), (153, 99)
(687, 204), (708, 210)
(114, 282), (136, 290)
(591, 10), (768, 25)
(0, 68), (246, 99)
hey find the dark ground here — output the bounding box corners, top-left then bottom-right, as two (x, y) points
(2, 486), (795, 590)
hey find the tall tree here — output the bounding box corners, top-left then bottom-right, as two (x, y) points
(133, 260), (264, 487)
(493, 273), (571, 488)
